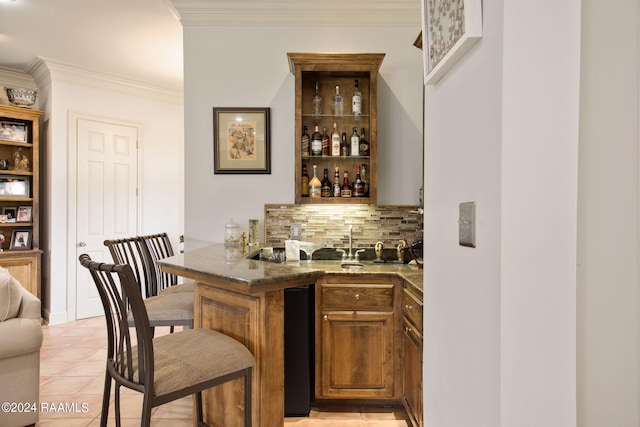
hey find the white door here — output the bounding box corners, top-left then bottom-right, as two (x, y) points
(75, 118), (138, 319)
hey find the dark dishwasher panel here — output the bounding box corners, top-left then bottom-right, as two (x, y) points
(284, 284), (314, 417)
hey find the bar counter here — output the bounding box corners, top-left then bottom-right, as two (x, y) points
(158, 244), (423, 426)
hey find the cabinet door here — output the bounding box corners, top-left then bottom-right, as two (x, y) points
(317, 310), (395, 399)
(403, 317), (423, 427)
(0, 252), (39, 296)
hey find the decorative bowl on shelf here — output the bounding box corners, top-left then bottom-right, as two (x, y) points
(4, 87), (38, 107)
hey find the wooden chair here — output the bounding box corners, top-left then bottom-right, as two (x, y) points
(104, 236), (193, 331)
(78, 254), (254, 427)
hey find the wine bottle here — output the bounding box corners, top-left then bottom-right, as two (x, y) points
(333, 85), (343, 117)
(333, 166), (341, 197)
(301, 164), (309, 197)
(312, 80), (322, 116)
(311, 125), (322, 156)
(352, 79), (362, 116)
(359, 128), (370, 156)
(341, 170), (352, 198)
(350, 127), (360, 157)
(322, 127), (330, 156)
(301, 126), (310, 157)
(352, 165), (364, 197)
(340, 132), (349, 157)
(331, 123), (341, 156)
(321, 168), (332, 197)
(309, 164), (322, 199)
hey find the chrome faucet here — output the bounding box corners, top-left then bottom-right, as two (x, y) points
(337, 225), (365, 262)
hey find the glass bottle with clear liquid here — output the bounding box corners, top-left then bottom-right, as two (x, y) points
(312, 80), (322, 117)
(333, 85), (343, 117)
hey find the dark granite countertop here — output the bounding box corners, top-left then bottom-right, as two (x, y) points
(158, 244), (423, 296)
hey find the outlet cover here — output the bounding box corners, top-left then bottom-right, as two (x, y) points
(459, 202), (476, 248)
(290, 224), (302, 240)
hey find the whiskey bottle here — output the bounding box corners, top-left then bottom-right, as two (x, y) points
(301, 126), (310, 157)
(359, 128), (370, 156)
(340, 132), (349, 157)
(360, 163), (369, 197)
(321, 168), (332, 197)
(312, 80), (322, 117)
(311, 126), (322, 156)
(331, 123), (341, 156)
(352, 165), (364, 197)
(352, 79), (362, 116)
(322, 127), (330, 156)
(333, 85), (343, 117)
(309, 164), (322, 199)
(301, 164), (309, 197)
(333, 167), (341, 197)
(341, 170), (352, 198)
(350, 127), (360, 157)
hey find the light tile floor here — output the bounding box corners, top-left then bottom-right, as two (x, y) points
(37, 316), (410, 426)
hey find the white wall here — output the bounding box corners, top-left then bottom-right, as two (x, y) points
(424, 0), (580, 425)
(35, 65), (184, 324)
(182, 25), (423, 249)
(577, 0), (640, 425)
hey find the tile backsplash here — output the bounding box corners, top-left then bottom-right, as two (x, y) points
(264, 204), (423, 249)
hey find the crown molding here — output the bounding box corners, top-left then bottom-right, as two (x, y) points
(0, 66), (38, 90)
(170, 0), (421, 27)
(26, 57), (183, 105)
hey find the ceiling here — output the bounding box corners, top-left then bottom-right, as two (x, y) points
(0, 0), (420, 93)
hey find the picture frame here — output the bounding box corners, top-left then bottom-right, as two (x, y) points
(422, 0), (483, 85)
(213, 107), (271, 174)
(2, 207), (16, 222)
(16, 205), (32, 222)
(9, 229), (31, 250)
(0, 120), (28, 143)
(0, 175), (30, 198)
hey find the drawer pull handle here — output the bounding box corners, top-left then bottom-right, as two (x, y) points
(405, 326), (412, 333)
(405, 304), (413, 310)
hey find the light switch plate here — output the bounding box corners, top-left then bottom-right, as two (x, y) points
(290, 223), (302, 240)
(459, 202), (476, 248)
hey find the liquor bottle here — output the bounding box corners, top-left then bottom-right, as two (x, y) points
(350, 127), (360, 157)
(322, 127), (330, 156)
(333, 85), (343, 117)
(352, 79), (362, 116)
(321, 168), (332, 197)
(340, 132), (349, 157)
(301, 164), (309, 197)
(312, 81), (322, 116)
(340, 170), (352, 198)
(301, 126), (310, 157)
(360, 163), (369, 197)
(352, 165), (364, 197)
(359, 128), (370, 156)
(331, 123), (341, 156)
(309, 164), (322, 199)
(311, 125), (322, 156)
(333, 167), (341, 197)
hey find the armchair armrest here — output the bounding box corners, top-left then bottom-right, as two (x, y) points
(16, 286), (41, 321)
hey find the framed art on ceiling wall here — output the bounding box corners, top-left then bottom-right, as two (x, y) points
(213, 107), (271, 174)
(422, 0), (483, 84)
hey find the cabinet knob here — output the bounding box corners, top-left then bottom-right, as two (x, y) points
(323, 314), (328, 321)
(405, 326), (412, 333)
(355, 294), (360, 300)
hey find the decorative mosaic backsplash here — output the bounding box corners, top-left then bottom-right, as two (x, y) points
(264, 204), (423, 250)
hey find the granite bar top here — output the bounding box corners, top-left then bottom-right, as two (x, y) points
(158, 244), (423, 295)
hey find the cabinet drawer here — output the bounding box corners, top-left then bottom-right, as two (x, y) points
(321, 284), (394, 310)
(402, 288), (423, 332)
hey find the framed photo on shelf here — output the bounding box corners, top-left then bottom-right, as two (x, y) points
(16, 205), (32, 222)
(2, 207), (16, 222)
(213, 107), (271, 174)
(0, 121), (28, 143)
(421, 0), (483, 84)
(9, 229), (31, 250)
(0, 175), (30, 198)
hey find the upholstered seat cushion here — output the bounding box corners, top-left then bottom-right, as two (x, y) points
(128, 292), (194, 325)
(158, 280), (194, 295)
(127, 329), (254, 397)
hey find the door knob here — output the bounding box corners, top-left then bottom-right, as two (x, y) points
(78, 241), (87, 247)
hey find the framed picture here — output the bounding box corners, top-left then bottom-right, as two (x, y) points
(9, 229), (31, 250)
(16, 205), (32, 222)
(0, 175), (30, 198)
(422, 0), (483, 85)
(213, 107), (271, 174)
(0, 120), (28, 143)
(2, 207), (16, 222)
